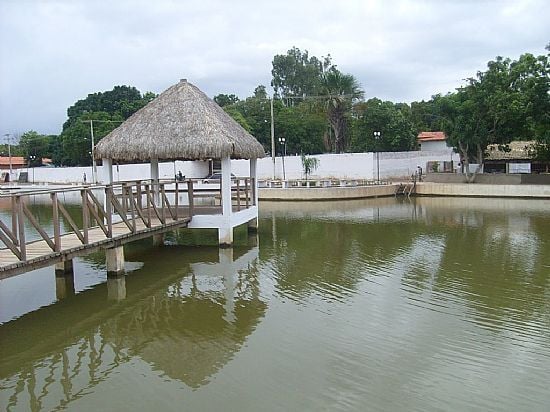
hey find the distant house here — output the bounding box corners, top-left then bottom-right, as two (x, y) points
(484, 141), (537, 174)
(0, 156), (26, 169)
(417, 132), (449, 152)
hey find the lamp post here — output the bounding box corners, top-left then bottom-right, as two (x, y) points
(278, 137), (286, 180)
(373, 131), (381, 182)
(29, 155), (36, 183)
(270, 97), (275, 179)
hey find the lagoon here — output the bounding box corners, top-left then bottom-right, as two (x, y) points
(1, 197), (550, 411)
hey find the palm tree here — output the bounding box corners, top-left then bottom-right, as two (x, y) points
(321, 69), (364, 152)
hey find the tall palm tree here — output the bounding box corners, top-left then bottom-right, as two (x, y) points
(321, 69), (364, 152)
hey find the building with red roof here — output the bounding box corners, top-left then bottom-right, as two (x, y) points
(417, 132), (449, 152)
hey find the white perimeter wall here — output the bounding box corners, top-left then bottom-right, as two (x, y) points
(2, 150), (454, 184)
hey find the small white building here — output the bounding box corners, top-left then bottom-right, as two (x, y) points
(418, 131), (449, 152)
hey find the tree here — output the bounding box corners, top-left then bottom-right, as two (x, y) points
(441, 52), (549, 181)
(214, 93), (240, 107)
(271, 46), (333, 101)
(351, 98), (416, 152)
(320, 68), (364, 152)
(223, 106), (251, 132)
(58, 86), (156, 166)
(301, 154), (319, 180)
(18, 131), (56, 166)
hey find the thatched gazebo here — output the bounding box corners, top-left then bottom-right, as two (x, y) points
(95, 79), (265, 245)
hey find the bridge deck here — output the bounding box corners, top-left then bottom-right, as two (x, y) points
(0, 216), (191, 279)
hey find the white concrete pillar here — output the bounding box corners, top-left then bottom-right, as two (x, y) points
(150, 157), (160, 205)
(106, 246), (125, 275)
(250, 158), (258, 206)
(102, 158), (113, 184)
(219, 156), (233, 246)
(221, 156), (232, 217)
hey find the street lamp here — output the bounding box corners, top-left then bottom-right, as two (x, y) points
(278, 137), (286, 180)
(373, 131), (381, 183)
(29, 155), (37, 184)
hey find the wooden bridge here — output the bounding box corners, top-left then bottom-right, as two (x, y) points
(0, 178), (256, 279)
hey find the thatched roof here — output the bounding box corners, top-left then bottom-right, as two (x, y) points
(95, 79), (265, 161)
(486, 140), (535, 161)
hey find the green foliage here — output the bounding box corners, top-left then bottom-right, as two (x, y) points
(275, 103), (326, 155)
(439, 51), (549, 178)
(223, 106), (252, 132)
(271, 46), (333, 100)
(351, 98), (416, 152)
(301, 154), (319, 180)
(19, 131), (57, 166)
(58, 86), (156, 166)
(320, 68), (364, 153)
(214, 93), (240, 107)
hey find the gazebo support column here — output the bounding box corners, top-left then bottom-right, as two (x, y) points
(219, 155), (233, 246)
(248, 158), (258, 233)
(102, 158), (113, 184)
(150, 157), (160, 205)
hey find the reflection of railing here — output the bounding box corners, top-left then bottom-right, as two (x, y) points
(0, 246), (264, 408)
(259, 178), (389, 189)
(4, 331), (129, 411)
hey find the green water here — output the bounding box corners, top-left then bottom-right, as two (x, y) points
(1, 196), (550, 411)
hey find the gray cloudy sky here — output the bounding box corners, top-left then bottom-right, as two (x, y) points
(0, 0), (548, 136)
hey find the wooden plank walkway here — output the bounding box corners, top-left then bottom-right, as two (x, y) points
(0, 216), (191, 279)
(0, 178), (256, 279)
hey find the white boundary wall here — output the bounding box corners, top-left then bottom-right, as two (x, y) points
(2, 150), (454, 184)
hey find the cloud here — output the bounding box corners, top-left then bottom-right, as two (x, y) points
(0, 0), (548, 135)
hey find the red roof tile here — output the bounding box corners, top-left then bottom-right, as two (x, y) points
(417, 131), (446, 142)
(0, 156), (26, 167)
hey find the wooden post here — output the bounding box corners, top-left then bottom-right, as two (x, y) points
(146, 184), (152, 226)
(175, 181), (179, 220)
(187, 180), (194, 217)
(161, 183), (166, 223)
(128, 183), (136, 232)
(11, 196), (17, 245)
(136, 181), (143, 211)
(51, 193), (61, 251)
(81, 189), (89, 244)
(236, 178), (241, 211)
(245, 178), (250, 208)
(16, 196), (26, 261)
(105, 186), (113, 238)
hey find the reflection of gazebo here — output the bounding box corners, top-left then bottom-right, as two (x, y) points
(95, 79), (265, 245)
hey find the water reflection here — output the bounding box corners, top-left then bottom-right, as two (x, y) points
(1, 196), (550, 411)
(0, 244), (265, 410)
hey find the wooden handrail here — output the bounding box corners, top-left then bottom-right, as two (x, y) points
(0, 178), (259, 263)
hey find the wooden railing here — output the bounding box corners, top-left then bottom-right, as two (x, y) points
(0, 180), (193, 262)
(0, 177), (255, 262)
